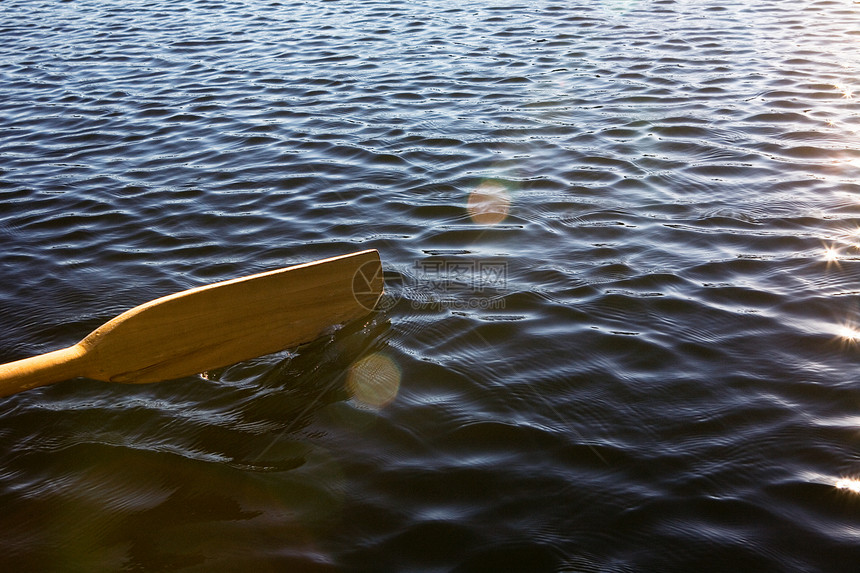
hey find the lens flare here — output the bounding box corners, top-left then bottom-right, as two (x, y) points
(467, 181), (511, 226)
(347, 353), (401, 409)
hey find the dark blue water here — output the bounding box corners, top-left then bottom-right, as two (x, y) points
(2, 0), (860, 570)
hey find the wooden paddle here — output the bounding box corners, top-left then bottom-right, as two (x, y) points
(0, 249), (384, 398)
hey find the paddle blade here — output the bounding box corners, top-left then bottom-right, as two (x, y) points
(79, 249), (383, 383)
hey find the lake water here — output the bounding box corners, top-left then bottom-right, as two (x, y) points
(2, 0), (860, 570)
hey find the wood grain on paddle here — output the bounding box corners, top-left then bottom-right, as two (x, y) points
(0, 249), (383, 397)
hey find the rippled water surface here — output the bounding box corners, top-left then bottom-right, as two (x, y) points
(2, 0), (860, 570)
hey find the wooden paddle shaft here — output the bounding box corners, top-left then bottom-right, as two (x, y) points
(0, 345), (89, 397)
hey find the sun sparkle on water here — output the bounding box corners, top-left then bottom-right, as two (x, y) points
(836, 324), (859, 343)
(835, 478), (860, 493)
(835, 83), (854, 99)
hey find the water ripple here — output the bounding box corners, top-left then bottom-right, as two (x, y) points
(2, 0), (860, 570)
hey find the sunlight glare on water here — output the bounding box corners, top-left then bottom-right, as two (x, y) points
(835, 477), (860, 494)
(1, 0), (860, 570)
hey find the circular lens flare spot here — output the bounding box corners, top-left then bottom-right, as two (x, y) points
(347, 353), (401, 409)
(468, 182), (511, 226)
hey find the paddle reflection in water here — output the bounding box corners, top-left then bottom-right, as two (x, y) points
(0, 313), (392, 571)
